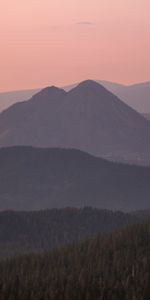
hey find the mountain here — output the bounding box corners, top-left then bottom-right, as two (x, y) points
(65, 80), (126, 93)
(0, 80), (150, 165)
(66, 80), (150, 114)
(1, 80), (150, 114)
(1, 81), (150, 114)
(0, 208), (144, 258)
(0, 220), (149, 299)
(0, 146), (150, 211)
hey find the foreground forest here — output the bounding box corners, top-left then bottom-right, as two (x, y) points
(0, 220), (149, 300)
(0, 208), (149, 258)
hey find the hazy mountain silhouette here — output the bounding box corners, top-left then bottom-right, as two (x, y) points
(0, 89), (40, 112)
(66, 81), (150, 113)
(64, 80), (125, 93)
(0, 80), (150, 113)
(107, 81), (150, 114)
(0, 146), (150, 211)
(0, 80), (150, 164)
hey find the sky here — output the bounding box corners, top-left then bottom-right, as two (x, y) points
(0, 0), (150, 91)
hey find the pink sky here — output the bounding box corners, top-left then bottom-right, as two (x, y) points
(0, 0), (150, 91)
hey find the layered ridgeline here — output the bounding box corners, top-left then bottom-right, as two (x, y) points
(0, 80), (150, 165)
(65, 80), (150, 114)
(106, 81), (150, 114)
(0, 147), (150, 211)
(99, 81), (150, 114)
(1, 80), (150, 114)
(0, 207), (148, 259)
(0, 220), (149, 299)
(0, 88), (40, 112)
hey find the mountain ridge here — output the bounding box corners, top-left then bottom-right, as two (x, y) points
(0, 146), (150, 211)
(1, 80), (150, 113)
(0, 80), (150, 165)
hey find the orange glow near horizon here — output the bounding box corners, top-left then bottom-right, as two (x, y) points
(0, 0), (150, 92)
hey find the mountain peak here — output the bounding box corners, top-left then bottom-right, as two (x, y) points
(77, 79), (104, 90)
(32, 86), (66, 100)
(68, 79), (116, 104)
(70, 80), (111, 97)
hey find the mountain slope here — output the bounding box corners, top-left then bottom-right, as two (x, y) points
(55, 80), (150, 163)
(0, 86), (66, 146)
(0, 88), (40, 112)
(143, 113), (150, 121)
(66, 80), (150, 114)
(0, 147), (150, 211)
(106, 81), (150, 114)
(0, 80), (150, 164)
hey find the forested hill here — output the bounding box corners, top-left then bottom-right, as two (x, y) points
(1, 147), (150, 211)
(0, 207), (146, 258)
(0, 220), (149, 300)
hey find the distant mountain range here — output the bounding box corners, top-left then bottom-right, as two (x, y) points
(99, 81), (150, 114)
(0, 80), (150, 113)
(0, 88), (40, 112)
(0, 146), (150, 211)
(0, 80), (150, 165)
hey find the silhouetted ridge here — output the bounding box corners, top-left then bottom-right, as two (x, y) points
(0, 80), (150, 165)
(31, 86), (66, 101)
(1, 80), (150, 113)
(0, 146), (150, 211)
(77, 79), (105, 89)
(71, 79), (110, 95)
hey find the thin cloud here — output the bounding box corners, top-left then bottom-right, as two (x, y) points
(76, 21), (95, 26)
(39, 22), (96, 33)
